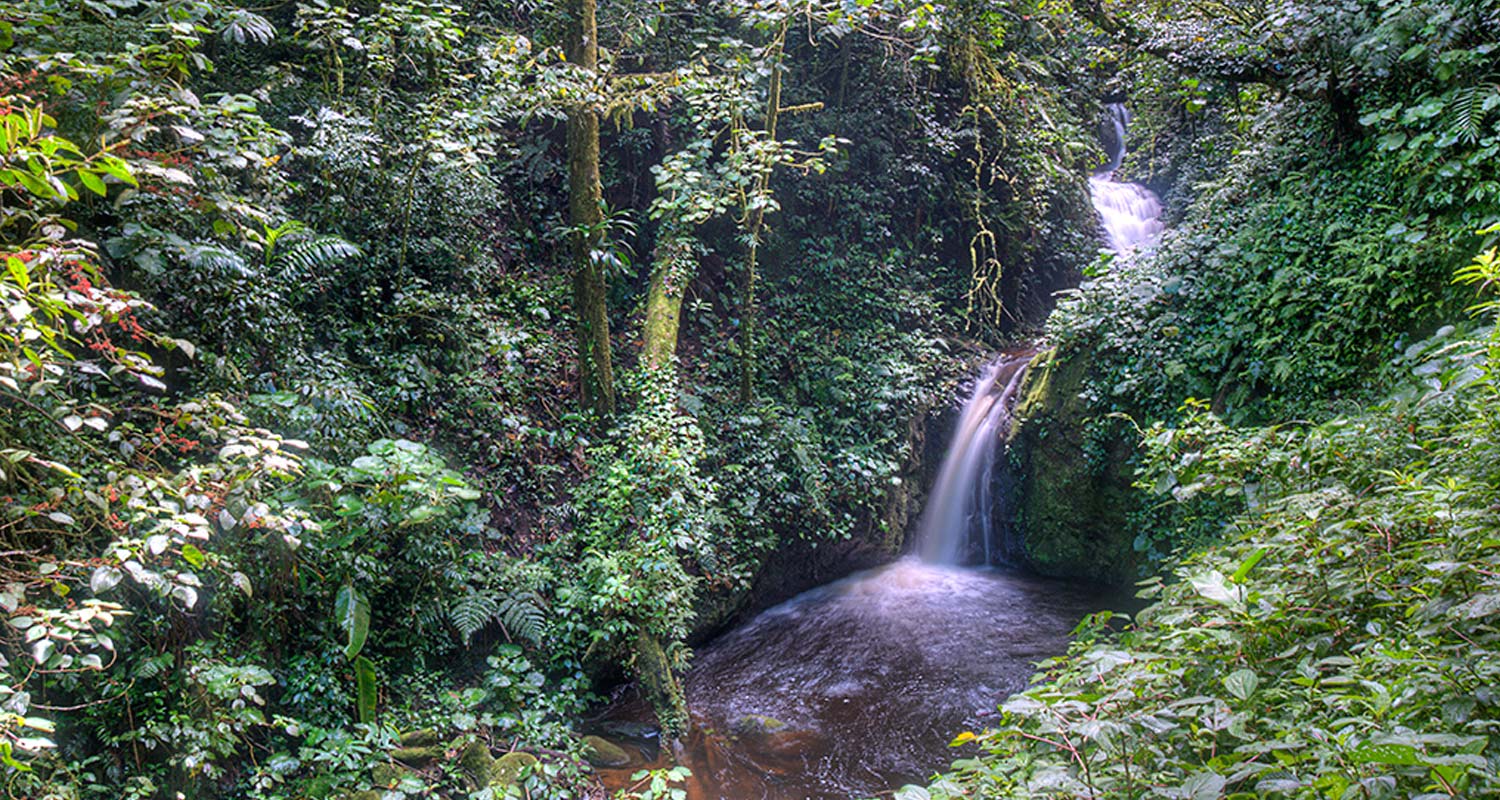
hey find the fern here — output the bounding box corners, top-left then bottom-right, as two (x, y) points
(449, 589), (545, 646)
(450, 590), (499, 646)
(496, 592), (545, 646)
(1447, 85), (1484, 145)
(273, 235), (363, 283)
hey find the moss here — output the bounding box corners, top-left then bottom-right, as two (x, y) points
(491, 752), (539, 786)
(457, 740), (496, 786)
(582, 735), (632, 767)
(371, 762), (406, 786)
(390, 745), (444, 767)
(398, 728), (440, 748)
(1008, 347), (1140, 584)
(730, 714), (787, 736)
(633, 634), (689, 741)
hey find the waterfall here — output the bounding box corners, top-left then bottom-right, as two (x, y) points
(1089, 103), (1164, 253)
(916, 352), (1032, 565)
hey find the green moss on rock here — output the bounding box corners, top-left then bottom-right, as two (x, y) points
(491, 752), (539, 785)
(398, 728), (440, 748)
(582, 735), (632, 767)
(390, 745), (443, 767)
(1008, 347), (1139, 584)
(458, 740), (496, 785)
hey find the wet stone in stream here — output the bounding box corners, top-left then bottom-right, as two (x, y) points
(596, 558), (1109, 800)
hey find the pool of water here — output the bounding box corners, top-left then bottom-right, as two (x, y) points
(594, 557), (1110, 799)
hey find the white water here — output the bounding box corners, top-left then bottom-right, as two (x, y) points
(916, 351), (1031, 565)
(1090, 103), (1164, 253)
(597, 353), (1108, 800)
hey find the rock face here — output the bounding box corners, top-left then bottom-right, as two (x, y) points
(1007, 347), (1139, 584)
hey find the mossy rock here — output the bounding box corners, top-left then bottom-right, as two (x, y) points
(1008, 347), (1140, 585)
(371, 762), (406, 786)
(730, 714), (788, 737)
(398, 728), (440, 748)
(582, 735), (632, 767)
(391, 745), (444, 767)
(491, 752), (539, 786)
(300, 775), (340, 799)
(458, 740), (496, 786)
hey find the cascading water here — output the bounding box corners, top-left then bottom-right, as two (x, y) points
(916, 351), (1032, 565)
(595, 355), (1108, 800)
(1089, 103), (1164, 253)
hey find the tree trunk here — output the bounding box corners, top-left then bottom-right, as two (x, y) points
(635, 633), (689, 745)
(642, 231), (695, 370)
(738, 28), (786, 404)
(566, 0), (616, 415)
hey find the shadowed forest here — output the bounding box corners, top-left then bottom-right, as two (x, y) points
(2, 0), (1499, 797)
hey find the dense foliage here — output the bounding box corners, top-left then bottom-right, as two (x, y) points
(932, 240), (1500, 797)
(0, 0), (1108, 796)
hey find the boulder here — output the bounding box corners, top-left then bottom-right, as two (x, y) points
(398, 729), (441, 748)
(491, 752), (539, 786)
(458, 740), (496, 786)
(582, 735), (632, 768)
(1008, 347), (1139, 584)
(390, 745), (443, 767)
(730, 714), (788, 737)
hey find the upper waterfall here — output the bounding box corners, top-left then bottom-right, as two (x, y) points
(915, 351), (1032, 565)
(1090, 103), (1164, 253)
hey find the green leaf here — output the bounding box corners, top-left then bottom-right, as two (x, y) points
(1350, 743), (1420, 765)
(1231, 548), (1267, 583)
(334, 583), (371, 660)
(354, 655), (378, 724)
(181, 543), (205, 569)
(1224, 668), (1259, 700)
(78, 170), (106, 196)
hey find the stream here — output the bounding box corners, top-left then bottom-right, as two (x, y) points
(594, 104), (1161, 800)
(593, 353), (1111, 799)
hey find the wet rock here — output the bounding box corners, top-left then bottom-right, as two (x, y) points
(491, 752), (539, 785)
(1009, 348), (1139, 584)
(391, 745), (443, 767)
(398, 728), (440, 748)
(371, 762), (406, 786)
(458, 740), (496, 785)
(582, 735), (632, 767)
(730, 714), (788, 737)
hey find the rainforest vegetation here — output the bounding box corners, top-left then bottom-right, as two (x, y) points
(1, 0), (1498, 797)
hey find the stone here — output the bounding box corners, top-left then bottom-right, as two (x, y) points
(390, 745), (443, 767)
(457, 740), (496, 786)
(490, 751), (539, 786)
(371, 762), (405, 786)
(582, 735), (632, 768)
(1009, 348), (1139, 584)
(730, 714), (788, 737)
(398, 728), (441, 748)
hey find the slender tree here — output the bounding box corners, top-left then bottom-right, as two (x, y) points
(566, 0), (617, 415)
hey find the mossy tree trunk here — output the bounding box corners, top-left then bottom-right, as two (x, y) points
(635, 632), (689, 748)
(566, 0), (616, 416)
(737, 25), (786, 404)
(642, 231), (695, 370)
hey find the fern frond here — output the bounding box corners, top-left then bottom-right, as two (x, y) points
(451, 590), (499, 646)
(496, 592), (545, 646)
(1447, 85), (1485, 145)
(186, 244), (253, 279)
(272, 235), (362, 282)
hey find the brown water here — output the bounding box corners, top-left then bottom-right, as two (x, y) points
(594, 558), (1106, 799)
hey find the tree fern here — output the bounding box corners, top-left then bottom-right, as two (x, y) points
(272, 235), (363, 285)
(449, 589), (545, 646)
(496, 592), (545, 646)
(451, 589), (500, 646)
